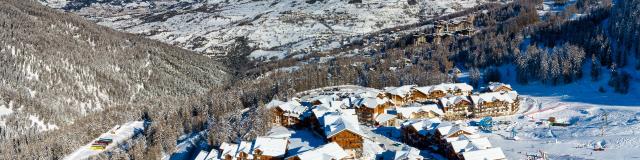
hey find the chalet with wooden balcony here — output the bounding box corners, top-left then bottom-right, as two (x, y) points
(251, 137), (289, 160)
(321, 112), (365, 150)
(383, 85), (416, 106)
(220, 141), (253, 160)
(486, 82), (513, 93)
(266, 100), (310, 128)
(439, 96), (473, 120)
(396, 104), (444, 120)
(469, 91), (519, 118)
(355, 97), (390, 125)
(401, 118), (441, 149)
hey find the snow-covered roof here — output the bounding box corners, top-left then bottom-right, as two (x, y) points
(295, 142), (349, 160)
(355, 97), (386, 108)
(266, 126), (292, 139)
(396, 104), (444, 118)
(321, 112), (365, 138)
(470, 91), (518, 107)
(413, 86), (434, 94)
(461, 147), (507, 160)
(220, 142), (237, 158)
(437, 124), (478, 139)
(272, 100), (310, 118)
(438, 83), (474, 92)
(205, 149), (219, 160)
(402, 118), (441, 136)
(329, 101), (346, 109)
(385, 85), (416, 97)
(449, 137), (492, 154)
(251, 137), (288, 157)
(310, 94), (340, 104)
(391, 147), (423, 160)
(220, 141), (253, 159)
(194, 150), (210, 160)
(265, 99), (286, 109)
(311, 105), (337, 119)
(487, 82), (512, 92)
(439, 95), (472, 107)
(413, 83), (473, 95)
(375, 113), (397, 123)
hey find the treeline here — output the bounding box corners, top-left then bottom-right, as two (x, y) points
(450, 0), (541, 67)
(609, 0), (640, 69)
(516, 43), (586, 85)
(521, 0), (636, 93)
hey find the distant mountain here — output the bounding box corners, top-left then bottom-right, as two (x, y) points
(39, 0), (491, 60)
(0, 0), (228, 140)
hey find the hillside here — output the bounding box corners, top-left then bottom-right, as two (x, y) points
(39, 0), (497, 60)
(0, 0), (228, 158)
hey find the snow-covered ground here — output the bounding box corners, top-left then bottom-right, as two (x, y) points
(460, 59), (640, 159)
(40, 0), (494, 59)
(64, 121), (146, 160)
(486, 95), (640, 159)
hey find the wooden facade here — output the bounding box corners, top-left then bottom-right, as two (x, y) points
(441, 100), (472, 120)
(388, 94), (407, 106)
(356, 101), (390, 126)
(401, 126), (433, 149)
(270, 107), (302, 127)
(429, 90), (448, 100)
(412, 110), (440, 119)
(409, 89), (448, 103)
(222, 152), (250, 160)
(470, 99), (519, 118)
(491, 86), (513, 92)
(329, 130), (364, 150)
(448, 88), (471, 96)
(356, 107), (375, 126)
(409, 90), (430, 102)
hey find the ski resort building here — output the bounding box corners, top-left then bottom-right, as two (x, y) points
(486, 82), (513, 92)
(266, 100), (310, 127)
(396, 104), (443, 120)
(409, 83), (473, 103)
(220, 141), (253, 160)
(375, 113), (398, 126)
(320, 112), (366, 152)
(382, 146), (425, 160)
(383, 85), (416, 106)
(286, 142), (349, 160)
(434, 124), (480, 149)
(355, 97), (390, 125)
(446, 136), (507, 160)
(469, 91), (519, 118)
(401, 118), (442, 149)
(251, 137), (289, 160)
(439, 95), (473, 120)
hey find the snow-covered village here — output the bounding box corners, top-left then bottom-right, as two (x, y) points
(3, 0), (640, 160)
(183, 81), (640, 160)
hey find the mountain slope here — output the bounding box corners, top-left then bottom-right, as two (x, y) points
(0, 0), (228, 142)
(39, 0), (493, 60)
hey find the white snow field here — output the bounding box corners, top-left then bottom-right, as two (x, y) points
(64, 121), (146, 160)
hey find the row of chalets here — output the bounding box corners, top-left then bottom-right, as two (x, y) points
(213, 82), (517, 160)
